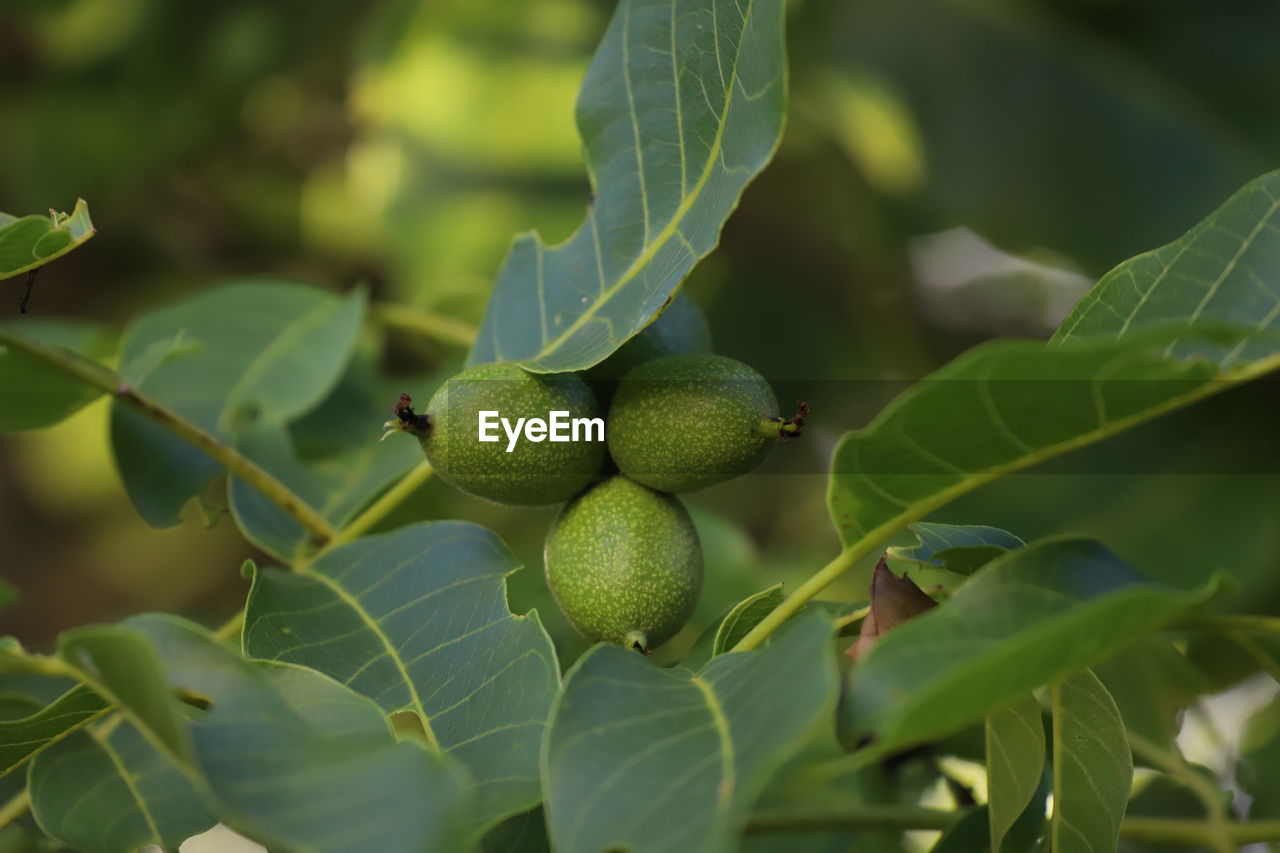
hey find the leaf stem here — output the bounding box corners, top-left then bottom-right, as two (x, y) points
(212, 460), (435, 642)
(326, 460), (434, 549)
(372, 303), (478, 348)
(1129, 732), (1235, 853)
(833, 604), (871, 631)
(744, 804), (1280, 845)
(1120, 818), (1280, 845)
(213, 610), (245, 644)
(1226, 632), (1280, 681)
(0, 328), (336, 545)
(732, 543), (873, 652)
(1186, 613), (1280, 635)
(747, 803), (957, 832)
(0, 790), (30, 830)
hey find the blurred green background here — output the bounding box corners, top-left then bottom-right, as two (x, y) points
(1, 0), (1278, 673)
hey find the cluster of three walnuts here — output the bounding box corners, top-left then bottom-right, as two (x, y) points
(390, 295), (804, 654)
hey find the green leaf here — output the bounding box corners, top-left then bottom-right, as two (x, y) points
(829, 171), (1280, 550)
(130, 614), (472, 853)
(843, 538), (1222, 753)
(1055, 171), (1280, 352)
(0, 319), (114, 431)
(28, 721), (215, 853)
(543, 611), (837, 853)
(0, 201), (95, 280)
(469, 0), (787, 372)
(56, 625), (193, 767)
(712, 583), (787, 656)
(110, 282), (365, 527)
(1093, 638), (1212, 751)
(481, 808), (550, 853)
(242, 521), (559, 832)
(227, 420), (419, 561)
(986, 695), (1044, 853)
(0, 628), (194, 779)
(0, 686), (108, 778)
(932, 805), (990, 853)
(829, 325), (1279, 549)
(889, 523), (1024, 577)
(1051, 671), (1132, 853)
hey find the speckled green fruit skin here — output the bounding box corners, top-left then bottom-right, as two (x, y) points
(607, 353), (779, 493)
(544, 476), (702, 651)
(422, 361), (604, 505)
(584, 293), (711, 403)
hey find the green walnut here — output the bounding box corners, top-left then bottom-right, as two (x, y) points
(395, 361), (605, 505)
(585, 292), (711, 403)
(544, 475), (702, 653)
(607, 353), (804, 493)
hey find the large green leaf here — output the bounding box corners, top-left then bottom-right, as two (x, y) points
(28, 721), (215, 853)
(1056, 171), (1280, 352)
(130, 614), (471, 853)
(469, 0), (787, 372)
(986, 694), (1044, 853)
(543, 611), (836, 853)
(0, 201), (95, 280)
(1050, 671), (1132, 853)
(110, 282), (365, 527)
(842, 538), (1221, 753)
(888, 522), (1025, 577)
(242, 521), (559, 832)
(828, 325), (1276, 550)
(0, 319), (114, 431)
(227, 420), (420, 562)
(828, 171), (1280, 549)
(0, 686), (108, 778)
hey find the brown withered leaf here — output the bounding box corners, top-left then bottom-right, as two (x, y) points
(846, 557), (938, 661)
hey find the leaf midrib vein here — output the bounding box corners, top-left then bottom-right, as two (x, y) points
(530, 0), (761, 363)
(304, 570), (439, 749)
(90, 725), (165, 847)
